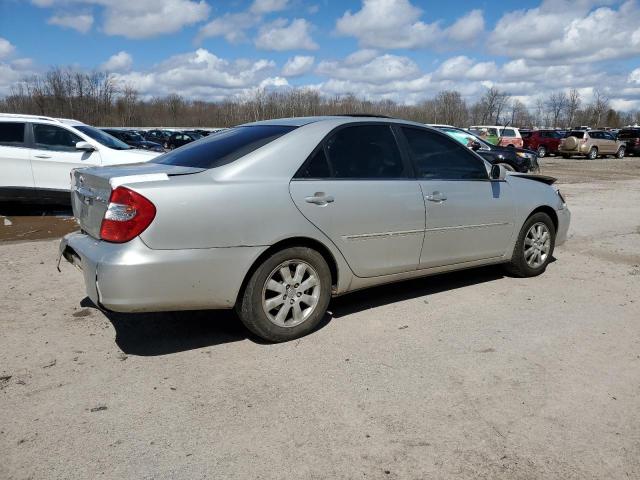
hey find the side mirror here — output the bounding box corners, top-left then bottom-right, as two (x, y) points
(76, 141), (95, 151)
(490, 164), (507, 181)
(470, 140), (482, 151)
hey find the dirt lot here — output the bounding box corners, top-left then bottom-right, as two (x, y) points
(1, 158), (639, 479)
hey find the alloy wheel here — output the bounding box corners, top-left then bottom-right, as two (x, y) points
(261, 260), (321, 328)
(523, 222), (551, 269)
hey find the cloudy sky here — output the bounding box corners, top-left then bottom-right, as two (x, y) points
(1, 0), (640, 110)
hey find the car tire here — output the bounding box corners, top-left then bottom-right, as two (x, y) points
(615, 147), (625, 159)
(587, 147), (598, 160)
(504, 212), (556, 278)
(537, 146), (546, 158)
(237, 247), (332, 342)
(561, 154), (570, 159)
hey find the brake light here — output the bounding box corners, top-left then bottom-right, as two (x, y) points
(100, 186), (156, 243)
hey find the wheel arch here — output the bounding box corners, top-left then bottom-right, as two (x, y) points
(235, 236), (339, 306)
(527, 205), (558, 232)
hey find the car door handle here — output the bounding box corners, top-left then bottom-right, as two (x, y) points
(305, 192), (335, 206)
(34, 154), (52, 159)
(425, 191), (447, 202)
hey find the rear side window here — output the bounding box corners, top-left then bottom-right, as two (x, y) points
(324, 125), (406, 179)
(154, 125), (296, 169)
(566, 131), (585, 138)
(501, 129), (516, 137)
(0, 122), (26, 146)
(33, 124), (82, 151)
(402, 127), (488, 181)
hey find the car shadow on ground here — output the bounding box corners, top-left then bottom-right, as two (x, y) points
(86, 263), (517, 357)
(0, 203), (76, 242)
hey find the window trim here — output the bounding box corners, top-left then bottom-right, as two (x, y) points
(292, 121), (414, 181)
(396, 125), (490, 182)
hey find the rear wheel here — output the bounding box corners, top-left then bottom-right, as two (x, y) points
(537, 146), (546, 158)
(237, 247), (331, 342)
(505, 212), (556, 277)
(587, 147), (598, 159)
(561, 154), (570, 159)
(616, 146), (625, 159)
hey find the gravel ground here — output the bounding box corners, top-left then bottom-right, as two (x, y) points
(1, 158), (639, 479)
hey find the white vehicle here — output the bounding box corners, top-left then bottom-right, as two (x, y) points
(0, 114), (161, 204)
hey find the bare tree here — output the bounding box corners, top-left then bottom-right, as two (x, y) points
(545, 91), (568, 127)
(433, 90), (467, 126)
(565, 89), (581, 128)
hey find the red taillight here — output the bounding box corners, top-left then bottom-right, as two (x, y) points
(100, 186), (156, 243)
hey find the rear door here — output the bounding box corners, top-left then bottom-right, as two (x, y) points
(30, 123), (101, 191)
(602, 132), (617, 153)
(290, 123), (425, 277)
(0, 121), (33, 195)
(399, 126), (515, 268)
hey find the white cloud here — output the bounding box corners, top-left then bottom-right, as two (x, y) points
(111, 48), (285, 100)
(446, 9), (484, 43)
(0, 38), (15, 60)
(196, 13), (258, 44)
(489, 0), (640, 64)
(255, 18), (318, 51)
(101, 51), (133, 72)
(630, 68), (640, 84)
(35, 1), (210, 39)
(434, 56), (497, 81)
(282, 55), (315, 76)
(47, 13), (94, 33)
(250, 0), (289, 15)
(335, 0), (484, 49)
(317, 51), (420, 85)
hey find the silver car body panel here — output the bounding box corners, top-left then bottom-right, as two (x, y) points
(60, 117), (570, 313)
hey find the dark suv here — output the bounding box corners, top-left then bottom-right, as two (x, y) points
(618, 128), (640, 156)
(520, 129), (563, 158)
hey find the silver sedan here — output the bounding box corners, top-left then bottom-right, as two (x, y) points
(60, 116), (570, 342)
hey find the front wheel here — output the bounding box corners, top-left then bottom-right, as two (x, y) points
(505, 212), (556, 277)
(616, 147), (625, 159)
(237, 247), (332, 342)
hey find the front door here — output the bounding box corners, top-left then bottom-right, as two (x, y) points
(30, 123), (101, 191)
(290, 124), (425, 278)
(399, 126), (515, 268)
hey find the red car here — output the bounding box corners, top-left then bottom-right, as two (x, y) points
(521, 129), (563, 158)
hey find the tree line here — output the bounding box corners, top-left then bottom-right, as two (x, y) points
(1, 68), (639, 129)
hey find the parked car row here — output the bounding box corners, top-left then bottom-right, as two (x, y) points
(99, 128), (218, 152)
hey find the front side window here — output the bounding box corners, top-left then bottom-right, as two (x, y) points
(402, 127), (488, 181)
(0, 122), (26, 147)
(154, 125), (296, 169)
(33, 124), (82, 151)
(324, 125), (406, 179)
(75, 125), (131, 150)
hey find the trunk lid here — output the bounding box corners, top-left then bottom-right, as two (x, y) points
(71, 163), (204, 239)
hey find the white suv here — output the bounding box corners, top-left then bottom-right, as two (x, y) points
(0, 114), (161, 204)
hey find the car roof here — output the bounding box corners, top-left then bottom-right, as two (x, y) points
(0, 113), (88, 128)
(240, 115), (430, 129)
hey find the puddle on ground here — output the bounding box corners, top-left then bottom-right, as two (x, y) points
(0, 205), (79, 242)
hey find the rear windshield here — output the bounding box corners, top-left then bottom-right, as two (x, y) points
(153, 125), (297, 168)
(566, 131), (586, 138)
(618, 129), (640, 139)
